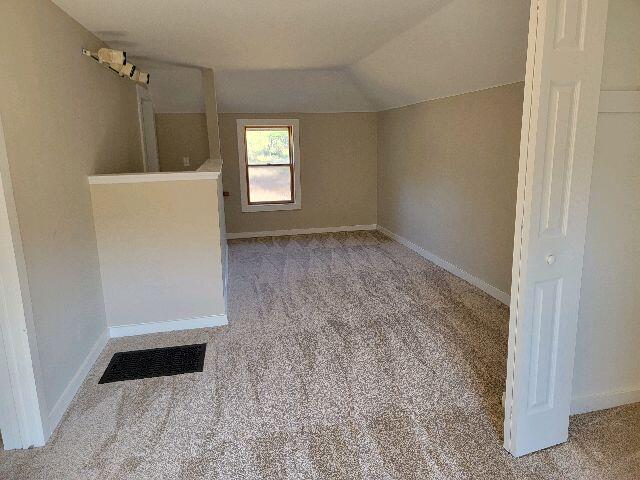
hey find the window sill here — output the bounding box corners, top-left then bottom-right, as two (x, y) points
(241, 202), (301, 213)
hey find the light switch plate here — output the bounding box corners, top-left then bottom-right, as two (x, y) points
(182, 156), (190, 166)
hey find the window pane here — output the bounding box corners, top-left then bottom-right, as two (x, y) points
(248, 166), (292, 203)
(246, 128), (291, 165)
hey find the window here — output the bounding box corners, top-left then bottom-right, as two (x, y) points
(237, 119), (301, 212)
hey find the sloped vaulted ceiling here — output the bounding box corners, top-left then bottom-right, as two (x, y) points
(349, 0), (530, 111)
(53, 0), (530, 113)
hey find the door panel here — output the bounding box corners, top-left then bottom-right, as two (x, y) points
(504, 0), (609, 457)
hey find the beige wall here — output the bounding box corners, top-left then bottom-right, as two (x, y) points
(377, 83), (524, 295)
(599, 0), (640, 91)
(572, 0), (640, 405)
(90, 179), (225, 328)
(0, 0), (142, 411)
(155, 113), (210, 172)
(219, 112), (378, 234)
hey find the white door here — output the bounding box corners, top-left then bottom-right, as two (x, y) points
(504, 0), (610, 457)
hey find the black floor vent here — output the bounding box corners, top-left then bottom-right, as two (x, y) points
(99, 344), (206, 384)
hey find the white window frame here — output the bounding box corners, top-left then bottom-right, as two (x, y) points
(236, 119), (302, 213)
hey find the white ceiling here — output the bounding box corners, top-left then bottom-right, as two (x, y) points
(54, 0), (530, 113)
(53, 0), (448, 70)
(350, 0), (530, 110)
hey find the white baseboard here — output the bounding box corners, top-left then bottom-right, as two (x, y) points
(47, 329), (109, 434)
(109, 314), (228, 338)
(377, 226), (511, 305)
(571, 387), (640, 415)
(226, 224), (378, 240)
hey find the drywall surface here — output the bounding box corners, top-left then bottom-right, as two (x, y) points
(349, 0), (529, 110)
(132, 59), (206, 114)
(599, 0), (640, 91)
(215, 69), (375, 113)
(155, 114), (210, 172)
(182, 0), (530, 114)
(0, 0), (142, 411)
(54, 0), (530, 114)
(219, 113), (377, 234)
(377, 83), (524, 295)
(90, 179), (225, 327)
(52, 0), (444, 70)
(572, 0), (640, 409)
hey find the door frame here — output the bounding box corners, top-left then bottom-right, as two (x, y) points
(0, 114), (49, 450)
(136, 85), (160, 173)
(504, 0), (610, 456)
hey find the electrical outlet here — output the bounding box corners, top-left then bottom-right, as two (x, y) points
(182, 156), (190, 167)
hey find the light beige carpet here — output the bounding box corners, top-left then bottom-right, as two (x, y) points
(1, 231), (638, 479)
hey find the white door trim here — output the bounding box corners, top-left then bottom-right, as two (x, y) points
(504, 0), (610, 457)
(0, 115), (49, 449)
(136, 86), (150, 173)
(136, 86), (160, 173)
(235, 118), (302, 213)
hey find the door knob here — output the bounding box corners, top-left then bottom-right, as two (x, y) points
(546, 255), (556, 265)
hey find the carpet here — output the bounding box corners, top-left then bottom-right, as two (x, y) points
(0, 231), (638, 479)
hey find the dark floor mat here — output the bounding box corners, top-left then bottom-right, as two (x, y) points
(99, 344), (207, 384)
